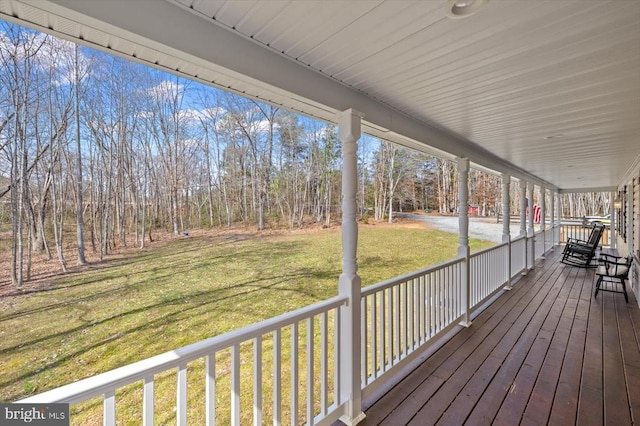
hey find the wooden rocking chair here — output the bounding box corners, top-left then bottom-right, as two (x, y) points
(561, 223), (605, 268)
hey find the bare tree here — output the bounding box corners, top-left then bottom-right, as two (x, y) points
(143, 73), (192, 235)
(0, 24), (49, 286)
(73, 44), (89, 264)
(225, 95), (279, 230)
(275, 111), (306, 228)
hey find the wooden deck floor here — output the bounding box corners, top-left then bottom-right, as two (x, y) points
(360, 249), (640, 426)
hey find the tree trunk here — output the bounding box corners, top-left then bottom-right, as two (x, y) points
(75, 45), (88, 265)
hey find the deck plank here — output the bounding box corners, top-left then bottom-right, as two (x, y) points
(401, 259), (564, 425)
(617, 282), (640, 424)
(463, 259), (568, 425)
(361, 278), (517, 424)
(601, 291), (632, 425)
(434, 261), (570, 425)
(360, 249), (640, 426)
(547, 268), (592, 425)
(519, 266), (583, 425)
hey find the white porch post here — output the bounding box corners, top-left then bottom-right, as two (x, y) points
(627, 185), (634, 255)
(550, 190), (556, 249)
(540, 186), (546, 258)
(519, 181), (527, 238)
(458, 158), (472, 327)
(337, 109), (365, 426)
(527, 183), (535, 270)
(519, 180), (528, 275)
(540, 187), (546, 232)
(502, 174), (512, 290)
(609, 191), (616, 249)
(557, 193), (563, 244)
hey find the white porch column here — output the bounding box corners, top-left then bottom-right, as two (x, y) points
(519, 180), (528, 275)
(540, 186), (546, 258)
(557, 194), (563, 246)
(519, 180), (527, 238)
(540, 187), (546, 231)
(627, 185), (634, 255)
(337, 109), (365, 426)
(502, 174), (512, 290)
(557, 193), (563, 227)
(527, 183), (535, 270)
(550, 190), (556, 249)
(458, 158), (472, 327)
(609, 191), (616, 250)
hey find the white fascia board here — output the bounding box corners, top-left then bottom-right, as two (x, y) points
(27, 0), (554, 189)
(558, 187), (617, 194)
(618, 153), (640, 188)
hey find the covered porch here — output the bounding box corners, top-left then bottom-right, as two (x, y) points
(3, 0), (640, 425)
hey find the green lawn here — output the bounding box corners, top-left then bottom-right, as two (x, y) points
(0, 224), (493, 424)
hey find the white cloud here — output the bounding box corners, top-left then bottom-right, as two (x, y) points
(0, 28), (91, 86)
(0, 29), (48, 64)
(178, 108), (204, 123)
(254, 118), (279, 134)
(200, 106), (226, 120)
(146, 80), (183, 102)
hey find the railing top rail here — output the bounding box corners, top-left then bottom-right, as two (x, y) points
(511, 235), (526, 243)
(469, 242), (508, 258)
(362, 257), (464, 297)
(19, 295), (347, 405)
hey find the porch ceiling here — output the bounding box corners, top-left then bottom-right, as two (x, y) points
(3, 0), (640, 191)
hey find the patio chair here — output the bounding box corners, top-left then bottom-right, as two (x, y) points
(561, 223), (605, 268)
(594, 253), (632, 302)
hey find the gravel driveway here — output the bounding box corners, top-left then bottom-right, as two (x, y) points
(397, 213), (522, 243)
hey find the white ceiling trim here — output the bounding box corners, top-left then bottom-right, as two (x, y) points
(558, 187), (617, 194)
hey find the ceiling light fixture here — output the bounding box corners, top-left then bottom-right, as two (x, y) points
(613, 194), (622, 209)
(446, 0), (489, 19)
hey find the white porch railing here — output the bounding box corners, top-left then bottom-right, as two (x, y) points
(19, 226), (564, 425)
(554, 225), (561, 246)
(511, 235), (527, 275)
(20, 296), (348, 426)
(534, 230), (545, 260)
(559, 222), (610, 248)
(543, 228), (551, 253)
(359, 241), (518, 397)
(359, 258), (464, 393)
(469, 243), (509, 309)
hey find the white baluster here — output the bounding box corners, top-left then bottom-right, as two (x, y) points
(104, 390), (115, 426)
(306, 318), (315, 426)
(206, 354), (216, 426)
(254, 337), (262, 426)
(143, 376), (154, 426)
(177, 364), (187, 426)
(273, 329), (282, 426)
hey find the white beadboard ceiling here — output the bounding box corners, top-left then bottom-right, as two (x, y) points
(2, 0), (640, 191)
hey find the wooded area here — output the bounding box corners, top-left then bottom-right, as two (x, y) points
(0, 23), (609, 288)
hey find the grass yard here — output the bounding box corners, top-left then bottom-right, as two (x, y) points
(0, 221), (493, 424)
